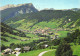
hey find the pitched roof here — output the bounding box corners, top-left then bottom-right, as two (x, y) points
(14, 48), (21, 51)
(4, 48), (12, 52)
(23, 46), (31, 51)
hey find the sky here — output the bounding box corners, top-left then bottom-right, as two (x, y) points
(0, 0), (80, 10)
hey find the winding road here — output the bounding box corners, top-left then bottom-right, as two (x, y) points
(38, 50), (53, 56)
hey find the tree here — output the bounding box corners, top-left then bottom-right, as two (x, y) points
(55, 39), (73, 56)
(64, 29), (80, 43)
(74, 35), (80, 45)
(1, 44), (7, 51)
(53, 39), (60, 46)
(10, 43), (15, 47)
(21, 47), (24, 53)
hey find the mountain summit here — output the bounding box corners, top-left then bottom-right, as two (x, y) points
(0, 3), (36, 10)
(1, 3), (38, 22)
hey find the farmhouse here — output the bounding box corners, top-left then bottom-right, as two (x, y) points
(54, 35), (59, 39)
(23, 46), (31, 52)
(4, 48), (12, 52)
(14, 48), (21, 52)
(4, 48), (12, 54)
(2, 52), (10, 56)
(21, 39), (27, 41)
(41, 44), (48, 49)
(2, 48), (12, 56)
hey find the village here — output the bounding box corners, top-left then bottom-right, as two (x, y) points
(2, 44), (49, 56)
(2, 46), (31, 56)
(1, 28), (61, 56)
(2, 28), (69, 56)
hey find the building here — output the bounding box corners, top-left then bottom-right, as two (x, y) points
(54, 35), (59, 39)
(14, 48), (21, 52)
(41, 44), (48, 49)
(4, 48), (12, 54)
(2, 48), (12, 56)
(23, 46), (31, 52)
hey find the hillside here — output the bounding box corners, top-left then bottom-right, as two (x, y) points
(4, 10), (80, 31)
(1, 3), (38, 22)
(1, 23), (28, 45)
(1, 2), (80, 56)
(1, 22), (47, 47)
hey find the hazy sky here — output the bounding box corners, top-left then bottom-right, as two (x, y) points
(0, 0), (80, 10)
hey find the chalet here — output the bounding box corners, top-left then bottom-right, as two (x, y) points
(2, 48), (12, 56)
(44, 33), (48, 35)
(27, 39), (30, 40)
(4, 48), (12, 54)
(54, 35), (59, 39)
(2, 52), (10, 56)
(23, 46), (31, 52)
(44, 44), (48, 48)
(12, 51), (17, 54)
(14, 48), (21, 52)
(50, 36), (54, 40)
(69, 19), (71, 21)
(21, 39), (27, 41)
(41, 44), (48, 49)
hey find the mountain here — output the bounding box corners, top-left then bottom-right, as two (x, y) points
(41, 8), (80, 11)
(42, 8), (55, 10)
(1, 3), (38, 22)
(1, 4), (80, 55)
(71, 8), (80, 11)
(4, 10), (80, 31)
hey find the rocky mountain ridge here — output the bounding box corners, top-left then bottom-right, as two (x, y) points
(0, 3), (33, 10)
(1, 3), (38, 22)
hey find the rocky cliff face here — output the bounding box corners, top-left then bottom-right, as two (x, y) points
(1, 3), (38, 22)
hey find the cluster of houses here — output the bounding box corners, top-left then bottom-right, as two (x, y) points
(33, 28), (53, 35)
(2, 46), (31, 56)
(19, 28), (60, 42)
(1, 44), (49, 56)
(33, 27), (69, 34)
(32, 28), (60, 40)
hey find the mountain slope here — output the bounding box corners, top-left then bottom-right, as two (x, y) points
(1, 3), (38, 22)
(1, 22), (48, 47)
(1, 22), (27, 46)
(4, 10), (80, 31)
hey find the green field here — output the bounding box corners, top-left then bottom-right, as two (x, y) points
(2, 36), (45, 46)
(57, 31), (69, 38)
(1, 8), (80, 56)
(19, 49), (52, 56)
(71, 44), (80, 56)
(43, 49), (56, 56)
(8, 44), (80, 56)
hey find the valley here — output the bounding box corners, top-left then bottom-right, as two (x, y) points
(1, 3), (80, 56)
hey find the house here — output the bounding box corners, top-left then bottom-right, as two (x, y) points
(44, 44), (48, 48)
(21, 39), (27, 41)
(54, 35), (59, 39)
(4, 48), (12, 54)
(41, 44), (48, 49)
(4, 48), (12, 52)
(2, 52), (10, 56)
(50, 36), (54, 40)
(12, 51), (17, 54)
(23, 46), (31, 53)
(2, 48), (12, 56)
(14, 48), (21, 52)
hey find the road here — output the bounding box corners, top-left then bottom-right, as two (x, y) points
(15, 52), (21, 56)
(38, 50), (53, 56)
